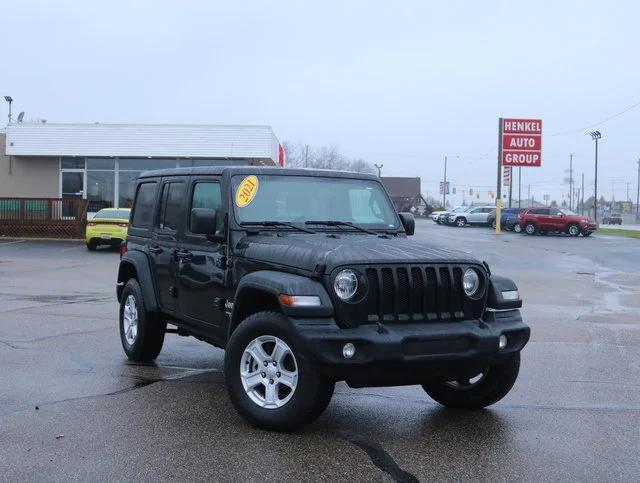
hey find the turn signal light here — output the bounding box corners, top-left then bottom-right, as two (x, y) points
(87, 222), (97, 227)
(279, 295), (321, 307)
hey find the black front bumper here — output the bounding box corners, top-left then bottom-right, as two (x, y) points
(290, 309), (529, 387)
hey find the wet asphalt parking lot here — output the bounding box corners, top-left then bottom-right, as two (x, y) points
(1, 221), (639, 481)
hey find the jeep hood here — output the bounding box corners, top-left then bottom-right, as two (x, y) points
(234, 233), (481, 274)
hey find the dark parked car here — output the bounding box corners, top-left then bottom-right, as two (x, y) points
(518, 207), (596, 236)
(602, 213), (623, 225)
(486, 208), (525, 230)
(117, 167), (529, 431)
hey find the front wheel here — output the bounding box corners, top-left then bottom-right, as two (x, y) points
(422, 353), (520, 409)
(513, 222), (522, 233)
(582, 231), (592, 237)
(456, 217), (467, 227)
(491, 219), (496, 229)
(224, 311), (335, 432)
(567, 223), (580, 237)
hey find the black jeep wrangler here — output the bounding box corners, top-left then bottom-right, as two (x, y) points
(117, 167), (530, 431)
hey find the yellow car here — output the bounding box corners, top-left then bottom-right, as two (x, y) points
(86, 208), (131, 250)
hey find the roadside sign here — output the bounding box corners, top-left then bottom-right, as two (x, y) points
(439, 181), (450, 195)
(501, 118), (542, 167)
(503, 166), (511, 187)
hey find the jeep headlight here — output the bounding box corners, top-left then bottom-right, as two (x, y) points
(462, 268), (481, 298)
(334, 269), (358, 301)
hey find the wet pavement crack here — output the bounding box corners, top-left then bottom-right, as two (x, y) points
(338, 430), (419, 483)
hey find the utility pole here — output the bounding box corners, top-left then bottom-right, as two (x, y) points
(626, 182), (630, 201)
(495, 118), (504, 234)
(527, 184), (531, 207)
(3, 96), (12, 124)
(374, 163), (383, 178)
(589, 131), (601, 224)
(636, 158), (640, 221)
(304, 144), (309, 168)
(443, 155), (448, 209)
(518, 167), (522, 209)
(581, 172), (585, 215)
(569, 154), (573, 210)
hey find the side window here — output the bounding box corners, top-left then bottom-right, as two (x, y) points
(156, 182), (185, 232)
(190, 182), (223, 233)
(131, 182), (157, 228)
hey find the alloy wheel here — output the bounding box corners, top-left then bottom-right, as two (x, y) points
(240, 335), (298, 409)
(122, 295), (139, 345)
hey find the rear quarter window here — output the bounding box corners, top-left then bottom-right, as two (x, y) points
(131, 182), (158, 228)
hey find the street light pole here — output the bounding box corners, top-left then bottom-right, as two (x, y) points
(589, 131), (601, 224)
(3, 96), (12, 124)
(636, 158), (640, 221)
(374, 164), (383, 177)
(569, 153), (573, 210)
(581, 172), (585, 215)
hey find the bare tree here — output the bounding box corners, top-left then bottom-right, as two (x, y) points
(281, 141), (376, 174)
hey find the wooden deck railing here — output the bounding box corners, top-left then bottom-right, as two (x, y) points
(0, 198), (89, 239)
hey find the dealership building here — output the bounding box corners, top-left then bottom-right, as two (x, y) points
(0, 123), (283, 214)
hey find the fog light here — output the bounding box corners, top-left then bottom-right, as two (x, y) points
(342, 343), (356, 359)
(499, 335), (508, 350)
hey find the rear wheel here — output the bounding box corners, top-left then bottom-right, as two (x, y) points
(422, 353), (520, 409)
(525, 222), (537, 235)
(567, 223), (580, 237)
(225, 311), (335, 431)
(119, 279), (166, 362)
(582, 231), (592, 237)
(86, 240), (97, 251)
(513, 223), (522, 233)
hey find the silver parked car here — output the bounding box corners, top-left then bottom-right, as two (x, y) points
(448, 205), (495, 227)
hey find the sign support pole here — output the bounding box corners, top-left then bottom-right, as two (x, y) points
(495, 118), (503, 234)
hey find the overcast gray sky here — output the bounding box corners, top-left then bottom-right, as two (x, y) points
(3, 0), (640, 205)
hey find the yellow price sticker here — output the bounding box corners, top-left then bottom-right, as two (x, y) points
(235, 175), (259, 208)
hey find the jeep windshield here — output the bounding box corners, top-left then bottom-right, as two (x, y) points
(232, 174), (399, 231)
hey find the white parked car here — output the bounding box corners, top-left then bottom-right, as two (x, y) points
(431, 210), (447, 222)
(448, 206), (495, 227)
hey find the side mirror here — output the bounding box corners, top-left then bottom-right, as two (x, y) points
(190, 208), (217, 235)
(398, 212), (415, 236)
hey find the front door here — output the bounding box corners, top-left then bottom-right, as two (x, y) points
(61, 172), (85, 218)
(177, 178), (227, 331)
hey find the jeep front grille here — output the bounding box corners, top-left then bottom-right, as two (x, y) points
(360, 264), (479, 322)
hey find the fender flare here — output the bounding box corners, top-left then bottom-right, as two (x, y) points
(117, 250), (159, 312)
(486, 275), (522, 310)
(230, 270), (334, 329)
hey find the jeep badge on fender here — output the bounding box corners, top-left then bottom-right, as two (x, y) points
(116, 167), (530, 431)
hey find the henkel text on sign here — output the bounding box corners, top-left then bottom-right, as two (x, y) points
(501, 118), (542, 167)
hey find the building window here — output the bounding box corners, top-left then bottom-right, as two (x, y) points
(87, 158), (115, 170)
(87, 171), (115, 212)
(119, 158), (177, 170)
(118, 171), (142, 208)
(61, 157), (85, 169)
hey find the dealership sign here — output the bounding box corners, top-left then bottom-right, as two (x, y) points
(501, 118), (542, 167)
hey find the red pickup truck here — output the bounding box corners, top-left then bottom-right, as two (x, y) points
(518, 208), (597, 237)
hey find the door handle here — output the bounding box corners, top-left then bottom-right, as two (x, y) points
(149, 246), (163, 254)
(176, 249), (193, 261)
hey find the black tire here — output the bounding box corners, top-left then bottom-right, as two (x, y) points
(524, 222), (537, 235)
(86, 240), (98, 251)
(224, 311), (335, 432)
(582, 231), (592, 237)
(119, 279), (166, 362)
(422, 353), (520, 409)
(567, 223), (580, 237)
(513, 222), (522, 233)
(456, 217), (467, 227)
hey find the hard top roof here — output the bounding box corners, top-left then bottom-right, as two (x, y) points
(137, 166), (380, 181)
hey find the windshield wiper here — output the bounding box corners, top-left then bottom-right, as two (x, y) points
(305, 220), (377, 235)
(240, 221), (316, 234)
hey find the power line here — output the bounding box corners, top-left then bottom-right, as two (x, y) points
(547, 98), (640, 137)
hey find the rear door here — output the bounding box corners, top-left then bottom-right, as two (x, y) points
(177, 176), (228, 332)
(535, 208), (551, 228)
(149, 179), (186, 314)
(548, 208), (565, 230)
